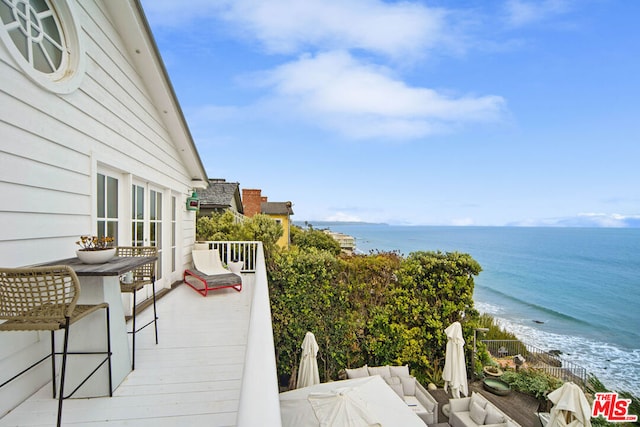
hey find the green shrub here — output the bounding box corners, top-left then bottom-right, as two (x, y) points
(290, 225), (342, 255)
(501, 368), (564, 400)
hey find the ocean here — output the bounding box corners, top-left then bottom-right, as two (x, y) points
(311, 223), (640, 395)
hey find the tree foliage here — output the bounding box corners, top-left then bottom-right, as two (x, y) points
(196, 211), (243, 241)
(268, 234), (483, 385)
(291, 225), (342, 255)
(197, 211), (282, 251)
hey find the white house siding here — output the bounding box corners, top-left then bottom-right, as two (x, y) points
(0, 1), (206, 416)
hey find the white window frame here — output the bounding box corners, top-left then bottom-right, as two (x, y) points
(0, 0), (86, 93)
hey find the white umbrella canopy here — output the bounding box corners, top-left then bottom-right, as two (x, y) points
(442, 321), (468, 398)
(547, 382), (592, 427)
(280, 376), (425, 427)
(297, 331), (320, 389)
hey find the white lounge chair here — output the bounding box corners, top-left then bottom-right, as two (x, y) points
(183, 248), (242, 296)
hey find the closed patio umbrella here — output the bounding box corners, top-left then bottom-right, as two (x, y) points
(296, 331), (320, 389)
(442, 321), (468, 398)
(546, 382), (592, 427)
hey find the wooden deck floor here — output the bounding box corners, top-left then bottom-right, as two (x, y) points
(0, 277), (254, 427)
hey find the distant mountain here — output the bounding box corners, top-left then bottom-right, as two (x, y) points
(294, 220), (387, 227)
(508, 213), (640, 228)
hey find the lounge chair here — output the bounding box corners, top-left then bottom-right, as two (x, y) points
(183, 248), (242, 296)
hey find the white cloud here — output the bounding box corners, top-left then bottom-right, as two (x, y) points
(324, 212), (363, 222)
(450, 217), (476, 226)
(256, 51), (505, 139)
(504, 0), (572, 27)
(510, 213), (640, 228)
(208, 0), (448, 59)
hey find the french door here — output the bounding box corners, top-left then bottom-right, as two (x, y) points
(131, 183), (164, 287)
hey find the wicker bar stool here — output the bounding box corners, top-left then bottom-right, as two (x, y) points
(0, 265), (113, 427)
(116, 246), (158, 370)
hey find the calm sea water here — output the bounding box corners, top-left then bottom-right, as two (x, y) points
(313, 223), (640, 395)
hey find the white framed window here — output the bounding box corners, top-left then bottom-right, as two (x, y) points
(0, 0), (85, 93)
(97, 172), (118, 244)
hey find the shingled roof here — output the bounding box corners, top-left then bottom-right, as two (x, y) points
(197, 179), (243, 213)
(260, 201), (294, 215)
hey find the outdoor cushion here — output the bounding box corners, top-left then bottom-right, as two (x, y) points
(470, 401), (487, 425)
(389, 364), (411, 377)
(368, 365), (391, 378)
(389, 382), (405, 398)
(417, 389), (436, 412)
(385, 376), (401, 386)
(405, 395), (429, 414)
(471, 391), (489, 409)
(345, 365), (369, 379)
(485, 404), (505, 424)
(401, 376), (417, 396)
(506, 419), (519, 427)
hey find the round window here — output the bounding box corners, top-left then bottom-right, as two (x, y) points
(0, 0), (85, 93)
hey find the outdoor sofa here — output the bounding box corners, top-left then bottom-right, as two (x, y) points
(449, 391), (521, 427)
(343, 364), (439, 425)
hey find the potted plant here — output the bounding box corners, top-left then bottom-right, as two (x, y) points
(228, 257), (243, 274)
(76, 235), (116, 264)
(483, 365), (504, 377)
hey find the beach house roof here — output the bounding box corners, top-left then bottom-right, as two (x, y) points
(261, 201), (294, 215)
(197, 179), (244, 213)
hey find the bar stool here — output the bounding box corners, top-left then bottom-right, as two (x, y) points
(0, 265), (113, 427)
(116, 246), (158, 370)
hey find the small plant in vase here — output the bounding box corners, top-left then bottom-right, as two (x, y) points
(76, 235), (114, 250)
(76, 235), (116, 263)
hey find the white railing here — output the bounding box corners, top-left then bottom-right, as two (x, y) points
(236, 243), (282, 427)
(195, 241), (259, 272)
(230, 209), (248, 224)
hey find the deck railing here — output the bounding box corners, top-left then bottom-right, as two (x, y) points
(236, 242), (282, 426)
(195, 241), (259, 272)
(482, 340), (588, 388)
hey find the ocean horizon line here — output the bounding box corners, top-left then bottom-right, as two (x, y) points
(297, 220), (640, 229)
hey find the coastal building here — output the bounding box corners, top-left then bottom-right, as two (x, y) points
(242, 189), (294, 248)
(324, 230), (356, 254)
(196, 178), (245, 220)
(0, 1), (280, 424)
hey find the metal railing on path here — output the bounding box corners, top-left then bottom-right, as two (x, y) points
(482, 339), (588, 388)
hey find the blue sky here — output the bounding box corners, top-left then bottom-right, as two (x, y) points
(141, 0), (640, 226)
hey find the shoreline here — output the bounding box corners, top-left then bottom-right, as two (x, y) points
(478, 303), (640, 397)
(329, 224), (640, 397)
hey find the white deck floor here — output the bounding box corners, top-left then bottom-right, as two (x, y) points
(0, 277), (254, 427)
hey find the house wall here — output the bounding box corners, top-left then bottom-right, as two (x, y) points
(0, 1), (201, 416)
(269, 213), (291, 248)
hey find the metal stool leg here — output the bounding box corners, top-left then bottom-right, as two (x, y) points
(131, 291), (137, 370)
(106, 307), (113, 396)
(152, 278), (158, 344)
(57, 318), (71, 427)
(50, 331), (56, 398)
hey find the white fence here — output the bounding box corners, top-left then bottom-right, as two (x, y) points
(195, 241), (260, 272)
